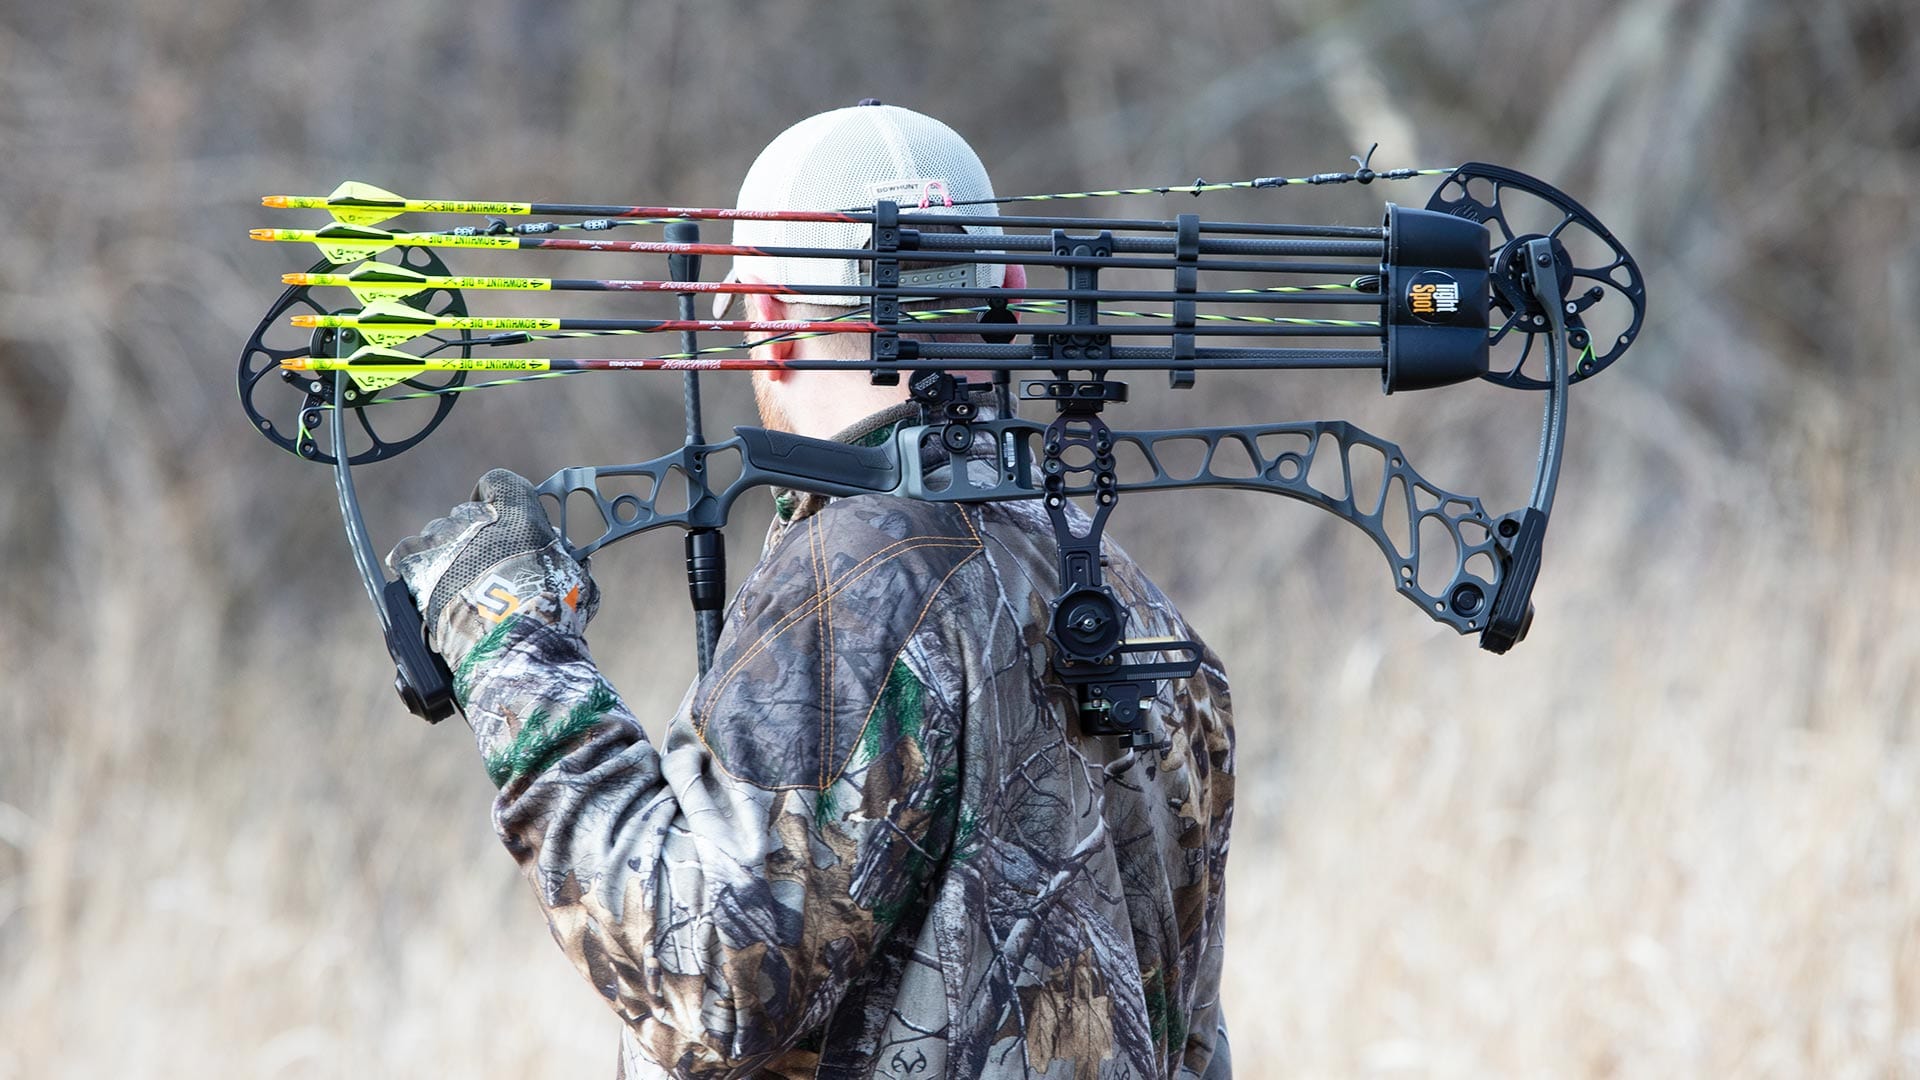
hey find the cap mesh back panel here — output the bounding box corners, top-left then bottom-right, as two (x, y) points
(730, 106), (1004, 305)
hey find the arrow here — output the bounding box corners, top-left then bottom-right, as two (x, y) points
(291, 300), (893, 348)
(284, 265), (1380, 307)
(264, 166), (1458, 228)
(281, 264), (553, 304)
(292, 301), (1379, 347)
(268, 293), (1380, 409)
(262, 180), (870, 229)
(284, 342), (1386, 393)
(252, 223), (518, 265)
(286, 347), (1016, 394)
(251, 223), (1384, 276)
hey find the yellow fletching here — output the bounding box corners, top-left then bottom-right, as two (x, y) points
(329, 207), (402, 227)
(328, 180), (404, 204)
(348, 281), (430, 304)
(338, 264), (433, 303)
(346, 371), (410, 392)
(344, 264), (430, 284)
(322, 299), (434, 346)
(324, 181), (407, 227)
(355, 298), (431, 319)
(342, 345), (427, 391)
(357, 326), (430, 347)
(316, 243), (374, 266)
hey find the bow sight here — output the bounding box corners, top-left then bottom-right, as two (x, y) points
(242, 162), (1645, 747)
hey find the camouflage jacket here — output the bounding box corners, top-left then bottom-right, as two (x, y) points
(454, 405), (1236, 1078)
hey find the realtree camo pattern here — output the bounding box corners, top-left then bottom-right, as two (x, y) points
(453, 417), (1236, 1079)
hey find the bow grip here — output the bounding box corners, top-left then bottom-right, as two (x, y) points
(384, 578), (456, 722)
(735, 427), (901, 494)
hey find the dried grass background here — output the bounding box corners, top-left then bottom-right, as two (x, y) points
(3, 0), (1918, 1076)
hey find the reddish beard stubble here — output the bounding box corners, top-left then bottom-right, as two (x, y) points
(751, 371), (795, 434)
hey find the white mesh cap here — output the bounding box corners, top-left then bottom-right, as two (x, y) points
(714, 102), (1004, 317)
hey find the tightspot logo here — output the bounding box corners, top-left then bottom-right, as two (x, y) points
(1407, 270), (1462, 323)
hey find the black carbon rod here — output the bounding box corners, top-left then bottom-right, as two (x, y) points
(914, 233), (1383, 258)
(520, 235), (1375, 275)
(545, 280), (1385, 305)
(532, 317), (1380, 337)
(665, 222), (724, 673)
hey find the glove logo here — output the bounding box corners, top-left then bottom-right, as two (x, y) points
(472, 574), (526, 622)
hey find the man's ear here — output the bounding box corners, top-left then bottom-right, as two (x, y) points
(743, 287), (795, 369)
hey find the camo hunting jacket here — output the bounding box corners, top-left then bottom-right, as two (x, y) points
(455, 408), (1236, 1079)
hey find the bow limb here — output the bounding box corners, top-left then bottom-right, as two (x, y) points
(1479, 235), (1572, 653)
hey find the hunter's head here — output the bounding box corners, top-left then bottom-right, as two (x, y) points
(719, 102), (1023, 436)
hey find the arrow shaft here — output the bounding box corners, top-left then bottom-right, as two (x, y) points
(520, 236), (1379, 271)
(287, 271), (1379, 306)
(298, 312), (1378, 339)
(288, 348), (1384, 376)
(254, 228), (1383, 271)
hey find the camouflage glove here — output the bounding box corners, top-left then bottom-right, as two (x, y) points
(386, 468), (599, 672)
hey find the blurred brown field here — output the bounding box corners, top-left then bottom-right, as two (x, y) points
(3, 0), (1918, 1076)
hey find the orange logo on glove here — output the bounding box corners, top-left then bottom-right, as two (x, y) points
(473, 575), (526, 621)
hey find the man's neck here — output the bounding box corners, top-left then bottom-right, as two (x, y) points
(772, 369), (910, 438)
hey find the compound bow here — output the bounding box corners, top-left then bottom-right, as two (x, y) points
(241, 158), (1644, 747)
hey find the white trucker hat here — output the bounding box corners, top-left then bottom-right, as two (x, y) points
(714, 101), (1004, 317)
